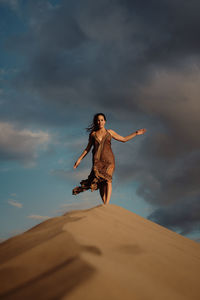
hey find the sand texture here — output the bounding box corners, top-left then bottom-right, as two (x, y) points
(0, 203), (200, 300)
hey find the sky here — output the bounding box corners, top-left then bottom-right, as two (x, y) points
(0, 0), (200, 243)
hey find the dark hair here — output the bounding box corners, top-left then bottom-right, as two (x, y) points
(86, 113), (107, 133)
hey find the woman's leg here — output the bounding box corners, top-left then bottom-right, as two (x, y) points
(105, 181), (112, 204)
(99, 183), (106, 204)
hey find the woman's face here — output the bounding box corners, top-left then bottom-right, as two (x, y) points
(97, 115), (106, 129)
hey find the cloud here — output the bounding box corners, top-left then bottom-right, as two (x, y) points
(7, 199), (22, 208)
(0, 121), (50, 165)
(138, 67), (200, 155)
(0, 0), (19, 12)
(5, 0), (200, 126)
(148, 197), (200, 235)
(27, 215), (50, 220)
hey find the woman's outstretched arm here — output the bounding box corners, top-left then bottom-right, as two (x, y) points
(108, 128), (146, 143)
(73, 133), (94, 169)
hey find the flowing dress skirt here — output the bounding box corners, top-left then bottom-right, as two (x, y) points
(72, 130), (115, 195)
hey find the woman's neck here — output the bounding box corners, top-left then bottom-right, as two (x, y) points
(97, 127), (106, 133)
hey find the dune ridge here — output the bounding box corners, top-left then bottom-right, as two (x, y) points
(0, 203), (200, 300)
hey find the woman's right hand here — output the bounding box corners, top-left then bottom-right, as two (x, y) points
(136, 128), (147, 135)
(74, 158), (81, 169)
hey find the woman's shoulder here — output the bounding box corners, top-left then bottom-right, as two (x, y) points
(107, 129), (113, 135)
(89, 131), (96, 138)
(107, 129), (114, 137)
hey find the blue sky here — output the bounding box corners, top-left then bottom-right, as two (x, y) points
(0, 0), (200, 243)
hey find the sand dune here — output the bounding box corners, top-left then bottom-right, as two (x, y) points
(0, 203), (200, 300)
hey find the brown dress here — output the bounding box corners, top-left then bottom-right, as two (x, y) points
(72, 130), (115, 195)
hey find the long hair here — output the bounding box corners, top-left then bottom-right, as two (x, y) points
(86, 113), (107, 133)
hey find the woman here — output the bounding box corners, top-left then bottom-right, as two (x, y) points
(73, 113), (146, 205)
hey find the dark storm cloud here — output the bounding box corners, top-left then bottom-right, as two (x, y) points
(8, 0), (200, 116)
(0, 0), (19, 12)
(119, 0), (200, 62)
(2, 0), (200, 235)
(148, 197), (200, 235)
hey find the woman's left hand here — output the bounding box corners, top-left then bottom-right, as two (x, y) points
(136, 128), (147, 135)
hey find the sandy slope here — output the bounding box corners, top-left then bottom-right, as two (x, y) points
(0, 203), (200, 300)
